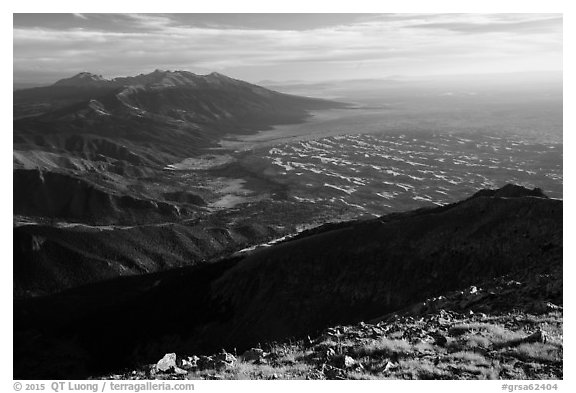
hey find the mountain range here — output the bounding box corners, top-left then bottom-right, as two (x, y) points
(14, 71), (348, 298)
(15, 70), (345, 175)
(12, 71), (563, 380)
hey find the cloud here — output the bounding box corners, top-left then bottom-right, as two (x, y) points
(408, 15), (562, 34)
(13, 13), (563, 83)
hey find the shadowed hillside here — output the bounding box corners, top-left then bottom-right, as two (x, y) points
(14, 186), (562, 379)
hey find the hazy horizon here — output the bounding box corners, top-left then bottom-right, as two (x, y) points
(14, 13), (562, 85)
(13, 70), (563, 92)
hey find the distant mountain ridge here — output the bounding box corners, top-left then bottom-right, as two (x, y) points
(13, 70), (347, 223)
(53, 71), (110, 87)
(52, 70), (274, 92)
(14, 70), (346, 161)
(12, 70), (350, 300)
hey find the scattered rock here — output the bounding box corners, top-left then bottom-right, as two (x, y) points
(323, 364), (346, 379)
(173, 367), (187, 375)
(215, 350), (236, 364)
(334, 355), (355, 369)
(242, 348), (266, 362)
(530, 301), (562, 314)
(381, 361), (398, 373)
(214, 359), (234, 370)
(181, 355), (199, 369)
(207, 350), (236, 370)
(197, 355), (215, 370)
(264, 352), (281, 362)
(255, 357), (269, 365)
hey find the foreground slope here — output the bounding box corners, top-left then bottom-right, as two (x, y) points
(107, 259), (562, 380)
(13, 185), (561, 379)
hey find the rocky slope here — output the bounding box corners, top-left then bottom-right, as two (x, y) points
(104, 258), (562, 380)
(13, 186), (562, 379)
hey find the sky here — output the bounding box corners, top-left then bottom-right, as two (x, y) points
(13, 13), (563, 84)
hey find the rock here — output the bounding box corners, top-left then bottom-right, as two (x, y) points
(381, 361), (398, 372)
(323, 364), (346, 379)
(210, 351), (236, 370)
(370, 327), (384, 337)
(215, 351), (236, 364)
(214, 359), (234, 370)
(173, 367), (188, 375)
(530, 301), (562, 314)
(326, 327), (343, 337)
(264, 352), (281, 362)
(334, 355), (355, 368)
(242, 348), (266, 362)
(197, 355), (215, 369)
(255, 357), (269, 365)
(523, 330), (548, 344)
(155, 353), (177, 372)
(429, 331), (448, 346)
(181, 355), (199, 369)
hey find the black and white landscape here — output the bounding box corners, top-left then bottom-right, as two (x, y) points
(13, 13), (562, 380)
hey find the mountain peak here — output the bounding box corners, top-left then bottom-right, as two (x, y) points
(53, 72), (110, 87)
(52, 70), (243, 90)
(73, 72), (106, 81)
(111, 70), (209, 89)
(470, 184), (548, 200)
(208, 71), (229, 78)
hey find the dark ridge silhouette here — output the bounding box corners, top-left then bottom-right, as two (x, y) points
(469, 183), (548, 199)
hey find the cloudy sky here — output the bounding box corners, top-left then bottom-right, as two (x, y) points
(13, 13), (562, 84)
